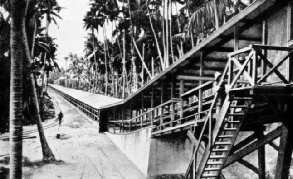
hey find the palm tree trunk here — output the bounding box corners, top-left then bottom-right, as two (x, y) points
(10, 1), (25, 178)
(103, 23), (108, 95)
(169, 1), (174, 63)
(162, 0), (166, 69)
(165, 0), (169, 68)
(122, 30), (126, 98)
(29, 74), (55, 161)
(22, 1), (55, 162)
(146, 2), (164, 70)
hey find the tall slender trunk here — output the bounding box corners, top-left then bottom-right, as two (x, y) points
(165, 0), (169, 68)
(162, 0), (166, 69)
(92, 28), (97, 93)
(169, 1), (174, 63)
(147, 2), (164, 70)
(103, 23), (108, 95)
(122, 30), (126, 99)
(29, 74), (55, 161)
(10, 1), (26, 178)
(175, 2), (184, 57)
(22, 1), (55, 162)
(30, 17), (37, 58)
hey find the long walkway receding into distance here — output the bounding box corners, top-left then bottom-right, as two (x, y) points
(0, 88), (146, 179)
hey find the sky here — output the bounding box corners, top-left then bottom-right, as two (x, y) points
(49, 0), (90, 68)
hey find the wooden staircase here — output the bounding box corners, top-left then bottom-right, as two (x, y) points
(196, 95), (253, 179)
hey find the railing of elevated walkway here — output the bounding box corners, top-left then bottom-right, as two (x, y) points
(49, 45), (293, 138)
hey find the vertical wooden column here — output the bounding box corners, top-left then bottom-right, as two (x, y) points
(256, 129), (266, 179)
(121, 107), (124, 133)
(262, 20), (267, 77)
(233, 25), (239, 83)
(171, 74), (175, 127)
(129, 101), (132, 132)
(160, 82), (164, 130)
(141, 93), (144, 128)
(179, 80), (184, 124)
(151, 87), (155, 126)
(113, 107), (116, 133)
(275, 125), (293, 179)
(198, 53), (204, 119)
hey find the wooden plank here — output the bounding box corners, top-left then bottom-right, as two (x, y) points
(275, 125), (293, 179)
(179, 80), (184, 121)
(231, 133), (257, 153)
(228, 46), (252, 57)
(224, 126), (282, 167)
(257, 130), (266, 179)
(238, 158), (260, 175)
(268, 141), (279, 151)
(177, 75), (215, 81)
(252, 44), (293, 51)
(181, 81), (214, 97)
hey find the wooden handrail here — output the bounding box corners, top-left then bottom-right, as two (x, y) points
(181, 81), (214, 98)
(251, 44), (293, 51)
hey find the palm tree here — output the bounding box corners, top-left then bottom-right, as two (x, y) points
(9, 0), (26, 178)
(0, 9), (10, 134)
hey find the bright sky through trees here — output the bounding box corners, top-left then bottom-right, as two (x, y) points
(49, 0), (89, 68)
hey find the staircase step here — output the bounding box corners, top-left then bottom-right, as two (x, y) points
(207, 161), (223, 165)
(218, 135), (234, 138)
(215, 141), (232, 145)
(202, 173), (219, 178)
(223, 127), (238, 131)
(204, 167), (221, 171)
(210, 155), (227, 159)
(226, 120), (240, 123)
(212, 148), (229, 152)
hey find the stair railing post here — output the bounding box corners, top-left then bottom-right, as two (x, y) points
(151, 87), (154, 126)
(179, 80), (184, 124)
(252, 49), (257, 86)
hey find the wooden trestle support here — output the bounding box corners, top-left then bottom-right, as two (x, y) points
(185, 45), (293, 179)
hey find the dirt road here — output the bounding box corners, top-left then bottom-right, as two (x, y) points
(0, 88), (146, 179)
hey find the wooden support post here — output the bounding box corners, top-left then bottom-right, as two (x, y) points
(238, 158), (260, 175)
(141, 93), (144, 128)
(198, 53), (204, 120)
(233, 25), (239, 83)
(275, 125), (293, 179)
(262, 20), (267, 76)
(160, 82), (164, 130)
(256, 129), (266, 179)
(179, 80), (184, 124)
(224, 126), (282, 168)
(121, 107), (125, 133)
(151, 87), (154, 126)
(171, 74), (175, 127)
(252, 51), (257, 85)
(113, 108), (116, 133)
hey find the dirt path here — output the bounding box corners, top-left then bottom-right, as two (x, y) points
(0, 88), (146, 179)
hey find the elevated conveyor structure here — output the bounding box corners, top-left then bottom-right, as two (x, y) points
(50, 0), (293, 178)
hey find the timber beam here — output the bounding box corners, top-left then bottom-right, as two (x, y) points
(238, 158), (260, 175)
(275, 125), (293, 179)
(177, 75), (215, 81)
(224, 126), (282, 167)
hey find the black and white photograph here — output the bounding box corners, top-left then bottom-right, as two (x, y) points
(1, 0), (293, 178)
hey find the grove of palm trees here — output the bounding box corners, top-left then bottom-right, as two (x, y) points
(56, 0), (250, 99)
(0, 0), (255, 178)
